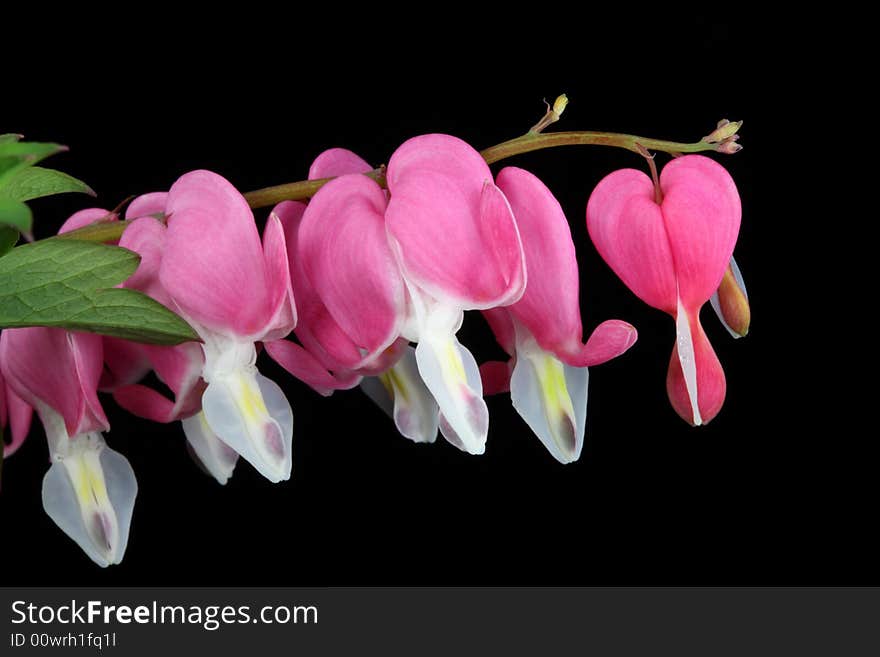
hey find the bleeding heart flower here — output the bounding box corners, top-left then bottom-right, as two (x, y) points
(117, 199), (239, 484)
(480, 167), (637, 463)
(266, 148), (440, 444)
(279, 137), (526, 453)
(586, 155), (741, 425)
(384, 135), (526, 454)
(0, 328), (136, 567)
(112, 173), (297, 483)
(59, 197), (236, 485)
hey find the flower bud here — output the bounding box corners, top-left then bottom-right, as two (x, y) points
(552, 94), (569, 118)
(711, 257), (750, 338)
(704, 119), (743, 144)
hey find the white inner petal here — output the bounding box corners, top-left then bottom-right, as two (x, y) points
(397, 277), (486, 453)
(198, 336), (293, 483)
(182, 410), (239, 485)
(414, 331), (488, 455)
(510, 337), (588, 464)
(40, 413), (137, 568)
(363, 346), (439, 444)
(202, 369), (293, 483)
(675, 297), (702, 426)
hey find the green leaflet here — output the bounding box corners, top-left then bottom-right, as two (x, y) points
(0, 166), (94, 202)
(0, 141), (67, 185)
(0, 198), (33, 235)
(0, 239), (198, 345)
(0, 226), (18, 257)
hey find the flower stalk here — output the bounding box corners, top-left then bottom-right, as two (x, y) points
(56, 97), (742, 243)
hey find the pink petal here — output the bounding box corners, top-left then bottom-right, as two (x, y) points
(2, 370), (33, 458)
(386, 136), (525, 307)
(5, 386), (33, 457)
(263, 339), (361, 396)
(587, 157), (741, 314)
(69, 332), (108, 434)
(586, 169), (678, 313)
(496, 167), (586, 360)
(298, 173), (404, 363)
(58, 208), (116, 235)
(274, 199), (397, 375)
(113, 384), (178, 423)
(354, 337), (408, 377)
(1, 370), (9, 428)
(479, 360), (512, 395)
(659, 155), (741, 308)
(273, 201), (365, 372)
(496, 167), (637, 366)
(386, 134), (525, 307)
(666, 307), (726, 425)
(477, 181), (526, 306)
(496, 167), (580, 340)
(387, 134), (490, 194)
(298, 306), (366, 372)
(143, 342), (205, 419)
(0, 328), (107, 436)
(125, 192), (168, 219)
(100, 337), (150, 390)
(260, 213), (297, 342)
(309, 148), (373, 179)
(111, 343), (204, 423)
(575, 320), (639, 367)
(160, 170), (271, 338)
(118, 216), (170, 303)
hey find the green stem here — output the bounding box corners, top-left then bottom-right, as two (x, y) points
(244, 130), (718, 208)
(54, 219), (135, 242)
(56, 125), (731, 243)
(243, 168), (387, 212)
(480, 131), (716, 165)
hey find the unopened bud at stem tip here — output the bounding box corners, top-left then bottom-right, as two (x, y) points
(704, 119), (743, 144)
(717, 141), (743, 154)
(552, 94), (568, 117)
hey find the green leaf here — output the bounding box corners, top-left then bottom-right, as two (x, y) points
(57, 287), (201, 344)
(0, 226), (18, 257)
(0, 198), (33, 235)
(0, 134), (23, 144)
(0, 141), (66, 162)
(0, 166), (94, 202)
(0, 141), (67, 185)
(0, 239), (199, 345)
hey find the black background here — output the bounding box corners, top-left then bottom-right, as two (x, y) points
(2, 12), (861, 585)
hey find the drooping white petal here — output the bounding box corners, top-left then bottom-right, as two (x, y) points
(414, 331), (488, 454)
(40, 420), (137, 568)
(675, 296), (702, 426)
(200, 336), (293, 483)
(360, 346), (439, 444)
(510, 337), (588, 464)
(394, 273), (487, 454)
(202, 371), (293, 483)
(182, 410), (239, 485)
